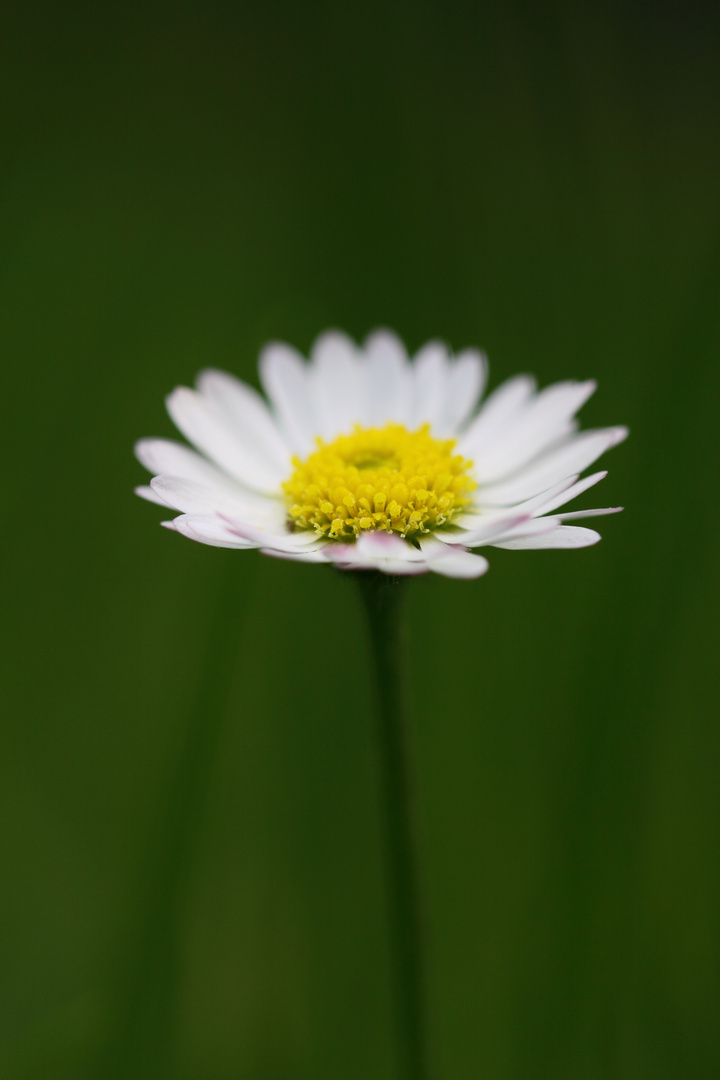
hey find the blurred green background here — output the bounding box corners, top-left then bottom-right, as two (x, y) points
(2, 1), (719, 1077)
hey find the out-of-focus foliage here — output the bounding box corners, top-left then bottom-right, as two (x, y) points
(1, 1), (719, 1077)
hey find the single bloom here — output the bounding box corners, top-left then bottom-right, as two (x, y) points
(135, 330), (627, 579)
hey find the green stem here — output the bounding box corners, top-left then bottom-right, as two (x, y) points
(108, 559), (248, 1079)
(356, 571), (428, 1080)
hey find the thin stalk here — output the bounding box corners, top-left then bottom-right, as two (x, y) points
(107, 559), (248, 1079)
(356, 571), (428, 1080)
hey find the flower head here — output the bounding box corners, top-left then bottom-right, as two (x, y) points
(136, 330), (627, 579)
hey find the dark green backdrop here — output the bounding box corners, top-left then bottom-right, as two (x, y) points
(2, 1), (719, 1077)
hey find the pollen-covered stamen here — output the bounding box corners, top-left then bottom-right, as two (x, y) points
(283, 423), (476, 541)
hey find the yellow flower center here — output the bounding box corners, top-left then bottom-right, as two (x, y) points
(283, 423), (476, 542)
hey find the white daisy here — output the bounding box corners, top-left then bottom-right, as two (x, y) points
(135, 330), (627, 579)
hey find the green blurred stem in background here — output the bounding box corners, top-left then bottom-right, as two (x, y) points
(357, 572), (428, 1080)
(108, 561), (248, 1080)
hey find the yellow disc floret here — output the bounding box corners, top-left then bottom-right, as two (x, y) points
(283, 423), (476, 542)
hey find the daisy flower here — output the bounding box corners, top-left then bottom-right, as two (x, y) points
(135, 330), (627, 579)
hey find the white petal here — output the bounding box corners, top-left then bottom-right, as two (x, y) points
(477, 380), (596, 483)
(195, 369), (292, 473)
(409, 341), (451, 430)
(261, 547), (332, 564)
(322, 532), (489, 578)
(516, 471), (602, 516)
(354, 531), (426, 561)
(308, 331), (366, 438)
(556, 506), (623, 520)
(345, 560), (430, 576)
(458, 374), (537, 458)
(135, 438), (234, 486)
(457, 477), (578, 527)
(478, 427), (628, 506)
(324, 531), (429, 574)
(150, 475), (285, 528)
(480, 516), (562, 544)
(259, 342), (319, 455)
(135, 484), (173, 507)
(441, 349), (488, 435)
(438, 509), (535, 547)
(534, 470), (610, 514)
(166, 387), (282, 492)
(492, 525), (602, 549)
(173, 513), (259, 548)
(329, 553), (429, 576)
(216, 515), (325, 553)
(460, 471), (609, 524)
(427, 550), (489, 579)
(363, 329), (412, 426)
(137, 438), (282, 518)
